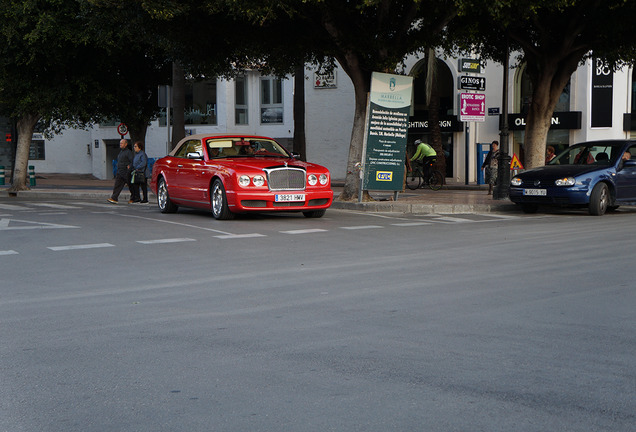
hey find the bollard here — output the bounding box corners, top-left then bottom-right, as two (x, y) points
(29, 165), (36, 187)
(0, 165), (4, 186)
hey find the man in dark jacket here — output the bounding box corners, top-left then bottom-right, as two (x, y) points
(107, 139), (134, 204)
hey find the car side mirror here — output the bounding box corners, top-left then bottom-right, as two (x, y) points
(187, 152), (203, 160)
(290, 152), (301, 159)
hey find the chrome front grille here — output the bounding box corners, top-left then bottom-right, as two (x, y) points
(264, 167), (306, 191)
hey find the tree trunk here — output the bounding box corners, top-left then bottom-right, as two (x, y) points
(338, 60), (371, 202)
(521, 50), (586, 168)
(128, 121), (149, 148)
(9, 113), (40, 192)
(171, 61), (186, 150)
(293, 66), (307, 161)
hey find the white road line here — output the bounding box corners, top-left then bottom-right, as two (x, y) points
(36, 212), (67, 216)
(0, 203), (28, 211)
(30, 203), (80, 209)
(430, 216), (473, 223)
(391, 222), (433, 227)
(76, 202), (124, 209)
(340, 225), (383, 230)
(280, 229), (328, 235)
(48, 243), (115, 251)
(0, 218), (78, 230)
(137, 238), (196, 244)
(214, 233), (267, 239)
(116, 213), (234, 236)
(0, 250), (19, 255)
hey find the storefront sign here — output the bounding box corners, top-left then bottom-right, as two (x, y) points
(460, 93), (486, 122)
(458, 75), (485, 91)
(506, 112), (582, 130)
(459, 58), (482, 73)
(591, 57), (613, 128)
(408, 116), (464, 132)
(363, 72), (413, 191)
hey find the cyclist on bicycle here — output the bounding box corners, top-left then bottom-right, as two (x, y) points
(410, 139), (437, 177)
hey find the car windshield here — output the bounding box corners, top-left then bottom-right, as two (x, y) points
(206, 138), (291, 159)
(549, 142), (623, 166)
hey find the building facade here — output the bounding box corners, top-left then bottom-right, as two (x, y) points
(1, 54), (634, 184)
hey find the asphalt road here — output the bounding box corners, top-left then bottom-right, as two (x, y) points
(1, 198), (634, 431)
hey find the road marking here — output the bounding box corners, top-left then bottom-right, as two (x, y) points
(0, 218), (78, 230)
(76, 202), (124, 209)
(391, 222), (433, 227)
(137, 238), (196, 244)
(340, 225), (383, 230)
(214, 233), (267, 239)
(0, 203), (28, 211)
(430, 216), (473, 223)
(48, 243), (115, 251)
(280, 229), (328, 235)
(30, 203), (80, 209)
(0, 250), (19, 255)
(116, 213), (234, 236)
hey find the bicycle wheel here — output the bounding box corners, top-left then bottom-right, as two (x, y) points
(427, 170), (444, 191)
(406, 171), (421, 190)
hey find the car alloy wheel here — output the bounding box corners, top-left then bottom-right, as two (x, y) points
(211, 179), (235, 220)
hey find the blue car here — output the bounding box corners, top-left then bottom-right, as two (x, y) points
(509, 140), (636, 215)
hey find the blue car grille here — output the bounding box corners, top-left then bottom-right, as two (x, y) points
(264, 167), (306, 191)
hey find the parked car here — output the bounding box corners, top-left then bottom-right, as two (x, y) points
(509, 140), (636, 215)
(150, 134), (333, 219)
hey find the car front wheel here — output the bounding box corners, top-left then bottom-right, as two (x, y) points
(157, 177), (178, 213)
(589, 182), (609, 216)
(302, 209), (326, 218)
(211, 179), (235, 220)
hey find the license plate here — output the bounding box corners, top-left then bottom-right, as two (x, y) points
(523, 188), (547, 196)
(275, 194), (305, 202)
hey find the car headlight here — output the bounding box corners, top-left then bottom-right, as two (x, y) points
(252, 175), (265, 187)
(319, 173), (329, 185)
(511, 177), (522, 187)
(238, 175), (250, 187)
(308, 174), (318, 186)
(555, 177), (575, 186)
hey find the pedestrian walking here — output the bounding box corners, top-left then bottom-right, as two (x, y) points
(130, 141), (149, 203)
(107, 139), (134, 204)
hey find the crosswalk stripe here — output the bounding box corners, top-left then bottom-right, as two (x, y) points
(340, 225), (383, 230)
(0, 250), (19, 255)
(137, 238), (196, 244)
(391, 222), (433, 226)
(280, 229), (328, 235)
(48, 243), (115, 251)
(214, 233), (267, 239)
(30, 203), (80, 209)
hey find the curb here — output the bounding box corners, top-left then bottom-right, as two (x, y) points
(330, 200), (518, 214)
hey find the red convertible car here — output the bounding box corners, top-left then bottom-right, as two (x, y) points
(149, 134), (333, 219)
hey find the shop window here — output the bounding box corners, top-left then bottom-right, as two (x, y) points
(185, 80), (217, 125)
(260, 77), (283, 124)
(235, 75), (248, 125)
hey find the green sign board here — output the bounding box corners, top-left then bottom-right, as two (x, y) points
(363, 72), (413, 191)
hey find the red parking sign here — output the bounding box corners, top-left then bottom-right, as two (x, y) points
(460, 93), (486, 122)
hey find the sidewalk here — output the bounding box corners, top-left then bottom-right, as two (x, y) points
(0, 173), (519, 214)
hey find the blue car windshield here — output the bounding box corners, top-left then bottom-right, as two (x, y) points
(550, 143), (622, 166)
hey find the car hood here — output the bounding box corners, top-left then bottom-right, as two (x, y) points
(216, 157), (325, 171)
(515, 164), (608, 180)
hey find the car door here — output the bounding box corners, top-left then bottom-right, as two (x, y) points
(176, 139), (208, 205)
(615, 145), (636, 201)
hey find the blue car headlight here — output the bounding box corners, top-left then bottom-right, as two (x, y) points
(555, 177), (576, 186)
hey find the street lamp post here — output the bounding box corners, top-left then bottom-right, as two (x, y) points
(494, 41), (511, 200)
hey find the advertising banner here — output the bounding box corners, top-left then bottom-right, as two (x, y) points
(460, 93), (486, 122)
(363, 72), (413, 191)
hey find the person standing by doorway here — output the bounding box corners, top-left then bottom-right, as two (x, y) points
(481, 140), (499, 195)
(107, 139), (133, 204)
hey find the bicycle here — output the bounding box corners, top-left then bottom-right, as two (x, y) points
(406, 160), (444, 191)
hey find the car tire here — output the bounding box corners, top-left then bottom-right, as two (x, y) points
(589, 182), (609, 216)
(211, 179), (235, 220)
(520, 203), (538, 214)
(157, 177), (178, 213)
(302, 209), (326, 218)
